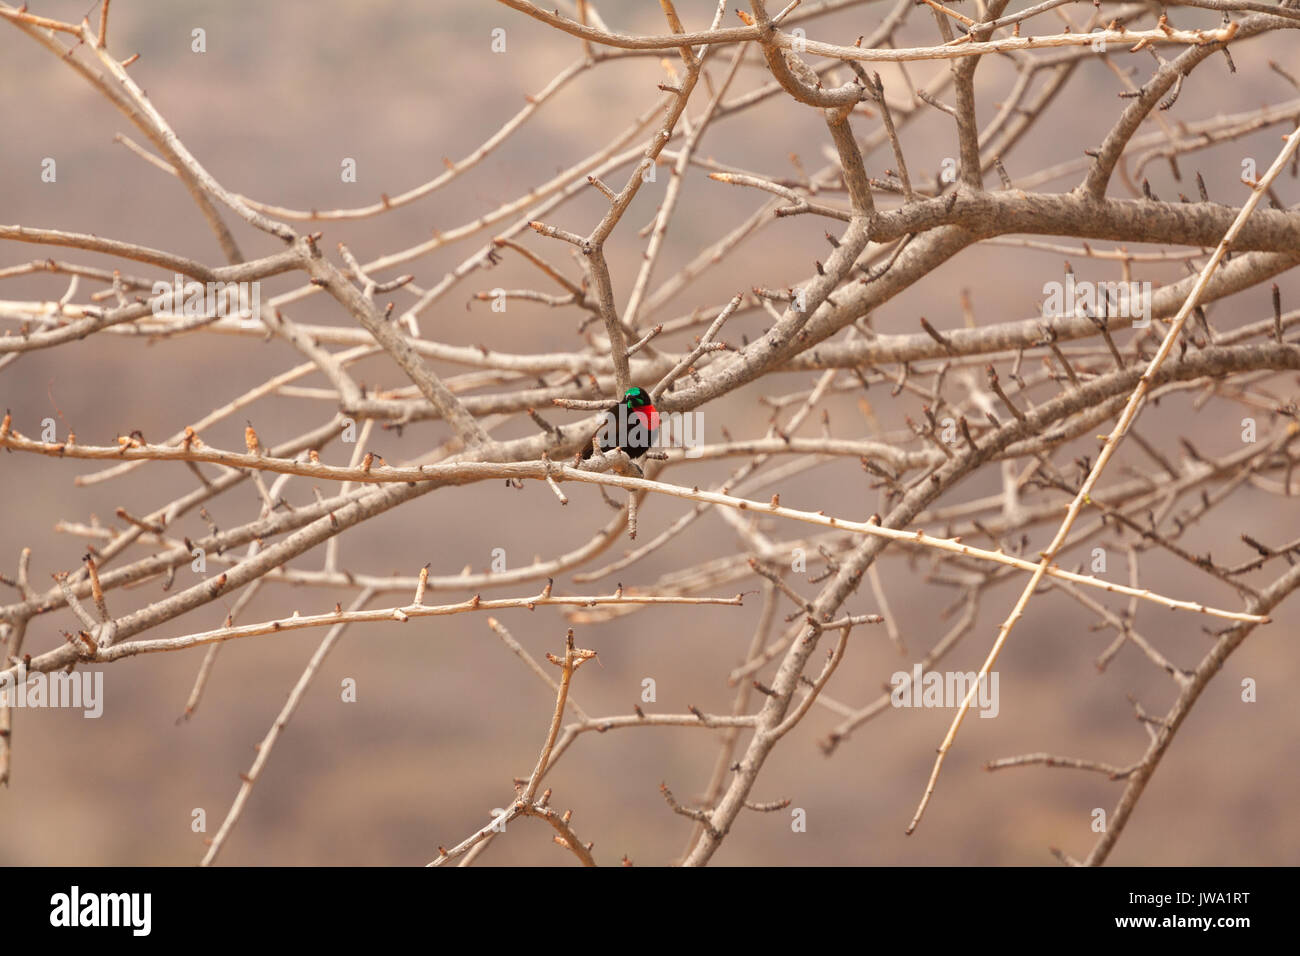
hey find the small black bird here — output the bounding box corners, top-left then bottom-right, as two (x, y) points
(582, 386), (660, 461)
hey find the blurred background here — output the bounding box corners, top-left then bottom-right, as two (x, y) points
(0, 1), (1297, 865)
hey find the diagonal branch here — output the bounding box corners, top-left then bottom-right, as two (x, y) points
(905, 122), (1300, 836)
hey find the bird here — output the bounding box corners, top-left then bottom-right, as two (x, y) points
(582, 386), (660, 461)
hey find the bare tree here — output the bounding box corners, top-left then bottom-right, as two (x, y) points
(1, 0), (1298, 866)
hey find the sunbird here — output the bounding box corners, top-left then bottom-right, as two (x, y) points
(582, 386), (660, 461)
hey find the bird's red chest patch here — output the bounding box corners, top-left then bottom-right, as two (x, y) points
(635, 405), (660, 433)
